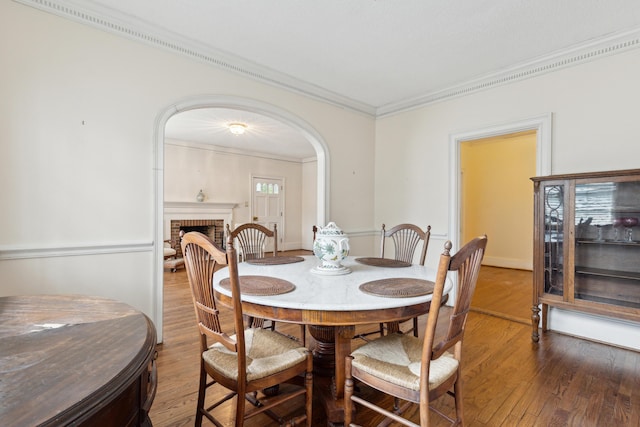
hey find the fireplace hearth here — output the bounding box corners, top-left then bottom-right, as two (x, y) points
(170, 219), (224, 258)
(163, 201), (235, 260)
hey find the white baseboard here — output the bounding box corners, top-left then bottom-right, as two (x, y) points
(547, 306), (640, 351)
(482, 255), (532, 271)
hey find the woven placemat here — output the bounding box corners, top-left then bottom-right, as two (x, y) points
(355, 257), (411, 268)
(246, 256), (305, 265)
(220, 276), (296, 296)
(359, 278), (435, 298)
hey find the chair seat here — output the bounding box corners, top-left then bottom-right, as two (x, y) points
(163, 247), (177, 257)
(351, 333), (459, 391)
(204, 328), (308, 382)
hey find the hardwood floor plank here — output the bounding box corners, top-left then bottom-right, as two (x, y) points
(471, 266), (532, 324)
(150, 258), (640, 426)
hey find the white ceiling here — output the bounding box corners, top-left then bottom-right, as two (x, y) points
(165, 108), (317, 159)
(25, 0), (640, 159)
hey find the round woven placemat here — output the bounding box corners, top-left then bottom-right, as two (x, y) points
(220, 275), (296, 296)
(359, 278), (435, 298)
(246, 256), (305, 265)
(355, 257), (411, 268)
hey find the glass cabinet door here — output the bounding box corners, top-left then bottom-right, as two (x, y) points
(542, 183), (565, 297)
(574, 179), (640, 308)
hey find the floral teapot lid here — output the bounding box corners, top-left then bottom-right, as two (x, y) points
(316, 222), (346, 237)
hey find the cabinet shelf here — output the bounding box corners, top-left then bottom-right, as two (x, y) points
(575, 293), (640, 309)
(577, 239), (640, 247)
(575, 266), (640, 282)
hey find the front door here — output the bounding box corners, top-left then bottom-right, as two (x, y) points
(251, 176), (284, 253)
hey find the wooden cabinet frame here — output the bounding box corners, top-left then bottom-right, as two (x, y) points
(532, 169), (640, 342)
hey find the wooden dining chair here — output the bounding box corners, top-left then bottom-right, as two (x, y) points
(380, 223), (432, 337)
(181, 231), (313, 427)
(226, 223), (278, 331)
(381, 223), (431, 266)
(344, 235), (487, 427)
(226, 223), (278, 261)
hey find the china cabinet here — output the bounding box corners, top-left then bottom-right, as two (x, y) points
(531, 169), (640, 342)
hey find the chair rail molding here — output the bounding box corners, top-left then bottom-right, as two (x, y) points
(0, 241), (153, 260)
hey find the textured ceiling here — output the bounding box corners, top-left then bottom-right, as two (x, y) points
(25, 0), (640, 158)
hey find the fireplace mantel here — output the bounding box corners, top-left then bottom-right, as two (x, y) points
(163, 202), (236, 240)
(164, 201), (237, 212)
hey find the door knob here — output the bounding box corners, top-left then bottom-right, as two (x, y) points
(253, 216), (258, 221)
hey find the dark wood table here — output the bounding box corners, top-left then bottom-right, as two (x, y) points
(0, 295), (157, 427)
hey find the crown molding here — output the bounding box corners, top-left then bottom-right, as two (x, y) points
(14, 0), (640, 119)
(13, 0), (376, 117)
(377, 27), (640, 117)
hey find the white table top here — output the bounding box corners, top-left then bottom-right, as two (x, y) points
(213, 255), (452, 312)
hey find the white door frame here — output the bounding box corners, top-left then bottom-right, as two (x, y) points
(449, 113), (552, 252)
(448, 113), (552, 301)
(251, 175), (285, 251)
(152, 95), (330, 342)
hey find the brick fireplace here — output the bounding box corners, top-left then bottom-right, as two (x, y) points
(163, 201), (235, 259)
(169, 219), (224, 258)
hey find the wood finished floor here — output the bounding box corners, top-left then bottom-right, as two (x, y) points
(150, 258), (640, 426)
(471, 266), (532, 324)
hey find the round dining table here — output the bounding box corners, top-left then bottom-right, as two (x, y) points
(213, 255), (451, 424)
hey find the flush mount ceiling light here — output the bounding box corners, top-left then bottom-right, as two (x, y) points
(228, 123), (247, 135)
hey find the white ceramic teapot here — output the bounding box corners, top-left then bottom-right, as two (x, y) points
(312, 222), (351, 275)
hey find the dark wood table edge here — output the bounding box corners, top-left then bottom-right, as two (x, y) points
(1, 296), (157, 427)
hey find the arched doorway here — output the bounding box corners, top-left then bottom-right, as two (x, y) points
(152, 95), (330, 341)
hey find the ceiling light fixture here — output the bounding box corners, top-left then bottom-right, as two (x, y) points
(228, 123), (247, 135)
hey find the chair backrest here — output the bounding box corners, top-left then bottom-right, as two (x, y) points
(420, 236), (487, 396)
(380, 223), (431, 265)
(226, 223), (278, 260)
(181, 232), (249, 380)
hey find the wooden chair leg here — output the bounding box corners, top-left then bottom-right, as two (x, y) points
(305, 352), (313, 427)
(235, 387), (246, 427)
(344, 356), (354, 427)
(195, 361), (207, 427)
(453, 371), (464, 425)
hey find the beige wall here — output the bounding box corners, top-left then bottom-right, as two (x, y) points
(375, 48), (640, 348)
(164, 140), (309, 250)
(2, 1), (639, 347)
(0, 2), (376, 332)
(376, 47), (640, 264)
(461, 132), (536, 270)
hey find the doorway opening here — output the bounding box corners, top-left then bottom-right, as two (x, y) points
(449, 114), (552, 318)
(460, 131), (536, 322)
(251, 176), (284, 252)
(153, 96), (331, 342)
